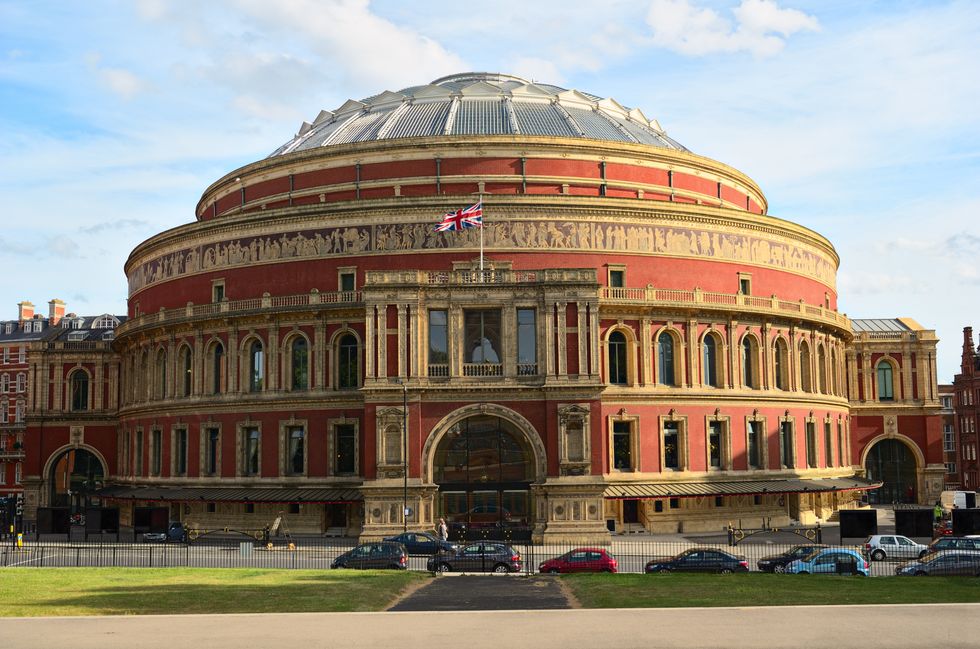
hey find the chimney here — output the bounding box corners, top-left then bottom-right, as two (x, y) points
(17, 301), (34, 322)
(48, 299), (66, 326)
(962, 327), (976, 376)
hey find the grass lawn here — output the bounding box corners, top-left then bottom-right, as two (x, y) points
(565, 573), (980, 609)
(0, 568), (428, 617)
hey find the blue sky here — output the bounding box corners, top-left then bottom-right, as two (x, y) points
(1, 0), (978, 381)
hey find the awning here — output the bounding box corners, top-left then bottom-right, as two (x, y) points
(603, 477), (881, 500)
(95, 485), (363, 504)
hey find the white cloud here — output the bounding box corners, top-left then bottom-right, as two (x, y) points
(99, 67), (147, 100)
(646, 0), (818, 56)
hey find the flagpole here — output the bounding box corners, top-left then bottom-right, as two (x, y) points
(479, 192), (484, 279)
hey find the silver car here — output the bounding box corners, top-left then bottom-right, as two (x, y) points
(865, 534), (928, 561)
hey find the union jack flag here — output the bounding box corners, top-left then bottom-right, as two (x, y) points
(434, 201), (483, 232)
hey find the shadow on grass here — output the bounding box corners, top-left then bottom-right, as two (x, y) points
(1, 569), (428, 617)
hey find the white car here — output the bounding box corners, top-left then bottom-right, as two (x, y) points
(865, 534), (928, 561)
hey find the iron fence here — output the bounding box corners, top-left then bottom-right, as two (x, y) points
(3, 535), (977, 578)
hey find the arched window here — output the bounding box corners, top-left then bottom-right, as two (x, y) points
(70, 370), (89, 411)
(607, 331), (628, 385)
(248, 340), (264, 392)
(209, 342), (225, 395)
(799, 341), (812, 392)
(774, 338), (789, 390)
(703, 334), (719, 387)
(290, 337), (309, 391)
(657, 332), (675, 386)
(877, 361), (894, 401)
(16, 373), (25, 392)
(338, 334), (359, 389)
(742, 337), (758, 389)
(817, 345), (828, 394)
(180, 346), (193, 397)
(155, 349), (167, 400)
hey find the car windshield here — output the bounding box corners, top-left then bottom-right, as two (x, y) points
(919, 552), (941, 563)
(800, 549), (823, 562)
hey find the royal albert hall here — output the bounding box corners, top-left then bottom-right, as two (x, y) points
(51, 73), (879, 542)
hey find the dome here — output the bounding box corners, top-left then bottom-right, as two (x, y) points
(269, 72), (687, 157)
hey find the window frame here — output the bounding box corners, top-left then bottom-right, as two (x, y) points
(336, 332), (361, 390)
(876, 359), (896, 402)
(201, 423), (222, 477)
(239, 423), (262, 478)
(659, 415), (689, 472)
(330, 417), (359, 476)
(745, 415), (768, 470)
(171, 425), (188, 477)
(69, 369), (90, 412)
(779, 416), (796, 469)
(705, 415), (732, 471)
(608, 414), (640, 472)
(280, 420), (308, 477)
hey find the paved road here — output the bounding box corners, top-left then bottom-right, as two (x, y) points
(3, 604), (979, 649)
(390, 574), (569, 611)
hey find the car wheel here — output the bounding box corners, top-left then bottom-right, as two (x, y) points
(719, 568), (733, 574)
(915, 571), (927, 576)
(918, 551), (928, 559)
(436, 563), (451, 573)
(492, 564), (510, 574)
(773, 565), (786, 574)
(798, 571), (809, 575)
(871, 549), (886, 561)
(547, 568), (560, 574)
(658, 568), (671, 574)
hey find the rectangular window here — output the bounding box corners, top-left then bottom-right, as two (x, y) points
(517, 308), (537, 375)
(747, 420), (762, 469)
(463, 309), (502, 372)
(609, 269), (625, 288)
(837, 421), (844, 467)
(2, 348), (7, 363)
(805, 422), (817, 468)
(287, 426), (305, 476)
(175, 428), (188, 477)
(244, 503), (255, 514)
(335, 424), (357, 474)
(663, 421), (680, 470)
(339, 271), (356, 292)
(289, 503), (300, 515)
(206, 502), (216, 513)
(205, 427), (220, 476)
(0, 462), (5, 485)
(428, 310), (448, 375)
(824, 422), (833, 467)
(243, 427), (260, 476)
(14, 463), (21, 484)
(780, 421), (794, 469)
(151, 429), (162, 476)
(18, 346), (25, 363)
(708, 421), (722, 469)
(669, 497), (679, 509)
(944, 431), (956, 452)
(738, 273), (752, 295)
(612, 421), (633, 470)
(212, 282), (225, 303)
(135, 430), (144, 476)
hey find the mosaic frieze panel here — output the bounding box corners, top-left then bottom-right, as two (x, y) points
(129, 220), (836, 295)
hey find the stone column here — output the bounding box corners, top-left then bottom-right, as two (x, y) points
(267, 322), (279, 391)
(227, 329), (239, 393)
(365, 305), (376, 379)
(588, 304), (600, 377)
(378, 304), (388, 380)
(556, 302), (567, 376)
(94, 358), (105, 411)
(193, 330), (204, 396)
(861, 352), (872, 403)
(687, 319), (698, 388)
(577, 303), (588, 378)
(640, 318), (652, 386)
(314, 319), (326, 389)
(545, 301), (556, 376)
(727, 319), (738, 389)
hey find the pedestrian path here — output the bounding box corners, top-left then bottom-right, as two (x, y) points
(389, 575), (571, 611)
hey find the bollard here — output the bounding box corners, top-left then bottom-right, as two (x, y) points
(16, 533), (23, 548)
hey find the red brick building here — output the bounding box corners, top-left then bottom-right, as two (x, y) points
(16, 73), (942, 541)
(952, 327), (980, 490)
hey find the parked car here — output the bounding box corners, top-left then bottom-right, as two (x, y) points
(645, 548), (748, 574)
(896, 550), (980, 576)
(142, 521), (188, 543)
(426, 542), (522, 573)
(865, 534), (928, 561)
(330, 542), (407, 570)
(383, 531), (457, 556)
(919, 536), (980, 558)
(539, 548), (618, 574)
(785, 548), (869, 576)
(756, 545), (829, 573)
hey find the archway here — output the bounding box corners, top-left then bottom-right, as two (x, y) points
(48, 448), (106, 512)
(431, 414), (536, 530)
(864, 439), (918, 504)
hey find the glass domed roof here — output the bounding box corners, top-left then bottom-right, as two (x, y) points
(269, 72), (686, 157)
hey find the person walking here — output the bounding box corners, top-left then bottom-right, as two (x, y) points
(438, 517), (448, 542)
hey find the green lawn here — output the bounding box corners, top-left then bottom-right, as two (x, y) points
(0, 568), (427, 617)
(565, 573), (980, 608)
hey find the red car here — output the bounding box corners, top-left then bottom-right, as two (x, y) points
(539, 548), (618, 574)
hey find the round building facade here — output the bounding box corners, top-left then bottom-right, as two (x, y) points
(109, 73), (860, 543)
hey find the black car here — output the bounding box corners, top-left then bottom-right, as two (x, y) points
(919, 536), (980, 558)
(645, 548), (748, 574)
(426, 542), (523, 573)
(897, 550), (980, 576)
(142, 521), (188, 543)
(383, 531), (457, 556)
(757, 544), (829, 573)
(331, 542), (408, 570)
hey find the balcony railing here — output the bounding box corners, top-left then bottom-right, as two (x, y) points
(600, 287), (849, 329)
(427, 364), (449, 378)
(462, 363), (504, 377)
(117, 289), (362, 336)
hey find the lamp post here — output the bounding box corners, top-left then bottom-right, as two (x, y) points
(401, 380), (408, 533)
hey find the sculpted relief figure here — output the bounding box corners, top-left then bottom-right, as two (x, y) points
(130, 217), (834, 295)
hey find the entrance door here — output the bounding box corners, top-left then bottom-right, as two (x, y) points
(865, 439), (917, 504)
(326, 504), (347, 528)
(623, 499), (640, 524)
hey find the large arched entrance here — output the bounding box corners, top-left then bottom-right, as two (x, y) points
(864, 439), (918, 504)
(48, 448), (106, 512)
(432, 414), (535, 533)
